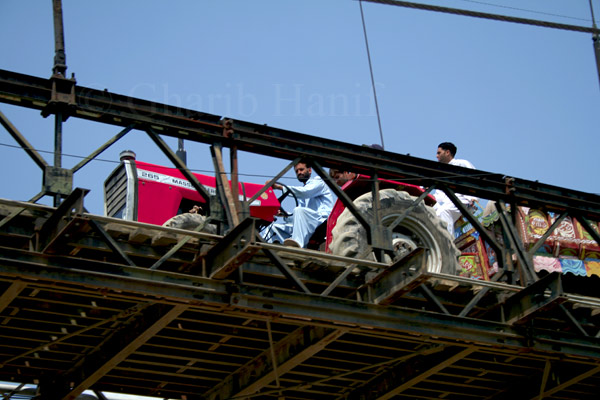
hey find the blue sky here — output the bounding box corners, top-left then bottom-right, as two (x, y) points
(1, 0), (599, 215)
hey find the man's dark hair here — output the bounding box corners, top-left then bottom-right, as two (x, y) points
(296, 159), (312, 168)
(438, 142), (457, 157)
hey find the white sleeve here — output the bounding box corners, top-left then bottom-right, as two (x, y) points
(289, 177), (325, 199)
(450, 159), (475, 169)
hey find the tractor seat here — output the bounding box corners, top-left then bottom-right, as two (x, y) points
(306, 220), (328, 251)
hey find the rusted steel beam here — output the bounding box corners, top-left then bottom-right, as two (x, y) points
(0, 110), (48, 170)
(0, 280), (26, 314)
(211, 143), (239, 228)
(71, 125), (133, 173)
(502, 272), (567, 325)
(363, 248), (429, 305)
(346, 346), (475, 400)
(146, 128), (212, 207)
(88, 218), (136, 266)
(203, 326), (347, 400)
(495, 200), (536, 285)
(51, 0), (67, 77)
(1, 244), (600, 359)
(39, 303), (187, 400)
(205, 217), (260, 279)
(36, 188), (88, 253)
(1, 69), (599, 219)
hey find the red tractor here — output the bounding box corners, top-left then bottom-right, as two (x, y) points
(104, 151), (461, 276)
(104, 151), (600, 282)
(104, 151), (281, 233)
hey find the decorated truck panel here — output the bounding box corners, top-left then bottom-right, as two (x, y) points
(454, 203), (600, 281)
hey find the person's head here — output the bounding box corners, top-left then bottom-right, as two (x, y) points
(329, 168), (356, 186)
(329, 168), (345, 186)
(294, 161), (312, 183)
(436, 142), (457, 164)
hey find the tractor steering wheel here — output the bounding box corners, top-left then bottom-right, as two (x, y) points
(276, 182), (299, 217)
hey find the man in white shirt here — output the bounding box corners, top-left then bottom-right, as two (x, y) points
(264, 161), (334, 248)
(434, 142), (477, 236)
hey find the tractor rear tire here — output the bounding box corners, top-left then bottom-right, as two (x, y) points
(329, 189), (460, 274)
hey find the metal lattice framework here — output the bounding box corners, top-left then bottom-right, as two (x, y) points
(1, 1), (600, 399)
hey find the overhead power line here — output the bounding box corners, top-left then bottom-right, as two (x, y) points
(359, 0), (386, 150)
(362, 0), (600, 34)
(458, 0), (598, 24)
(0, 141), (506, 184)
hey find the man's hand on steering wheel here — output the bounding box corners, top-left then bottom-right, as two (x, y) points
(275, 182), (299, 218)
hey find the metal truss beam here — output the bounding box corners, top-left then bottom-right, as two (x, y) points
(496, 200), (536, 284)
(35, 187), (88, 253)
(210, 143), (239, 228)
(501, 272), (567, 325)
(1, 247), (600, 360)
(32, 188), (135, 266)
(576, 213), (600, 247)
(528, 211), (568, 257)
(536, 364), (600, 399)
(458, 270), (506, 318)
(362, 248), (429, 305)
(233, 285), (600, 359)
(88, 218), (136, 266)
(1, 69), (599, 220)
(0, 246), (230, 304)
(441, 185), (505, 268)
(146, 128), (212, 206)
(0, 279), (26, 313)
(70, 124), (133, 174)
(150, 216), (213, 271)
(205, 217), (260, 279)
(488, 360), (600, 400)
(204, 326), (347, 400)
(39, 303), (187, 400)
(346, 346), (475, 400)
(0, 109), (48, 170)
(257, 235), (312, 294)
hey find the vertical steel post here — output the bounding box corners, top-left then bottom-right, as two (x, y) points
(52, 0), (66, 207)
(52, 0), (67, 77)
(176, 138), (187, 165)
(53, 112), (63, 206)
(230, 146), (243, 218)
(370, 172), (389, 262)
